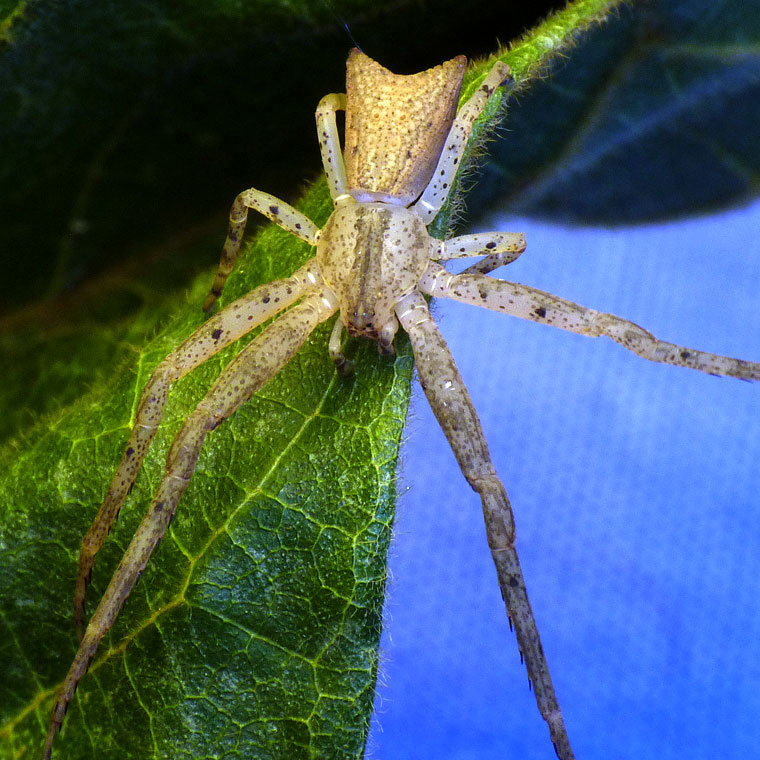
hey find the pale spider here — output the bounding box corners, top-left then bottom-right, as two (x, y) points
(43, 50), (760, 760)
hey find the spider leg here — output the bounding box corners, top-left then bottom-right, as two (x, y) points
(315, 93), (348, 201)
(328, 315), (353, 377)
(421, 263), (760, 381)
(45, 287), (338, 760)
(413, 61), (512, 224)
(75, 261), (322, 639)
(204, 190), (319, 311)
(395, 290), (575, 760)
(433, 231), (526, 274)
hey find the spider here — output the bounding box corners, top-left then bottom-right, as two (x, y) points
(43, 49), (760, 760)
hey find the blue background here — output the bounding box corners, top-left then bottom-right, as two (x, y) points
(368, 198), (760, 760)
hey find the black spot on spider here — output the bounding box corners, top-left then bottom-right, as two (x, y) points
(535, 306), (547, 319)
(295, 223), (301, 230)
(681, 350), (692, 359)
(486, 242), (496, 249)
(269, 205), (279, 215)
(211, 328), (223, 341)
(263, 296), (270, 304)
(509, 576), (519, 588)
(126, 447), (135, 457)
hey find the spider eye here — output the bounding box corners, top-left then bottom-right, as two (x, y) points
(352, 305), (375, 322)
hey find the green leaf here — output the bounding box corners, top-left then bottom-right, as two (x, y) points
(0, 183), (415, 759)
(9, 1), (723, 758)
(469, 0), (760, 223)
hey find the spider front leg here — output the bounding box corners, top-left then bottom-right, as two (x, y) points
(204, 190), (319, 311)
(75, 260), (321, 639)
(433, 230), (526, 274)
(395, 291), (575, 760)
(44, 287), (338, 760)
(421, 263), (760, 381)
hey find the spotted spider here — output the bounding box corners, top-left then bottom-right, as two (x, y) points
(43, 49), (760, 760)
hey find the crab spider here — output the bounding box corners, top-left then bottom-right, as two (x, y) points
(43, 49), (760, 760)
